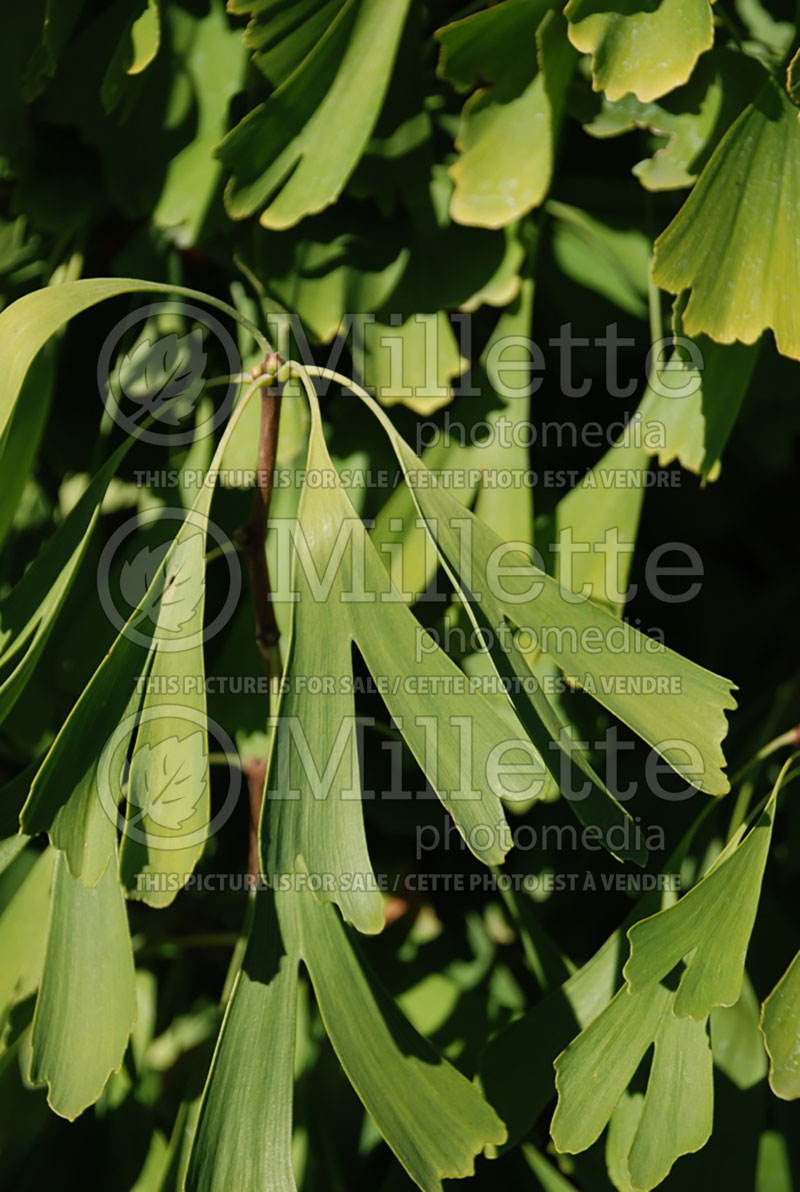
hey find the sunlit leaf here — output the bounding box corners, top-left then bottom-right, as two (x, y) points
(583, 48), (764, 190)
(438, 3), (576, 227)
(551, 981), (713, 1188)
(373, 417), (736, 798)
(653, 76), (800, 361)
(564, 0), (713, 102)
(624, 762), (789, 1018)
(264, 400), (548, 933)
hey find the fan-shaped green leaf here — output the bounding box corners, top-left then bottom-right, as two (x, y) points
(551, 981), (713, 1188)
(564, 0), (713, 103)
(437, 4), (575, 227)
(653, 77), (800, 360)
(624, 762), (788, 1018)
(385, 429), (736, 797)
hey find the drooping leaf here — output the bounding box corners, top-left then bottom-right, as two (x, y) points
(185, 891), (299, 1192)
(21, 386), (256, 894)
(119, 522), (212, 908)
(370, 412), (736, 798)
(20, 596), (156, 885)
(29, 849), (137, 1120)
(218, 0), (411, 229)
(286, 886), (507, 1190)
(564, 0), (714, 103)
(653, 76), (800, 361)
(760, 947), (800, 1100)
(263, 396), (548, 933)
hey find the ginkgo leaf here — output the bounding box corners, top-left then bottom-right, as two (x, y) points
(624, 761), (789, 1019)
(185, 890), (299, 1192)
(218, 0), (411, 229)
(29, 849), (137, 1120)
(564, 0), (714, 103)
(624, 1007), (713, 1189)
(378, 420), (736, 797)
(438, 3), (576, 227)
(583, 48), (765, 191)
(760, 947), (800, 1100)
(23, 370), (260, 893)
(152, 1), (245, 244)
(285, 885), (508, 1190)
(20, 601), (157, 886)
(119, 502), (217, 906)
(551, 981), (713, 1189)
(357, 311), (467, 415)
(263, 398), (548, 933)
(480, 813), (707, 1148)
(653, 76), (800, 361)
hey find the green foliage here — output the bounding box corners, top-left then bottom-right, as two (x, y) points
(1, 1), (799, 1190)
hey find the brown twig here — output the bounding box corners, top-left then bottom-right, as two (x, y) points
(238, 354), (285, 880)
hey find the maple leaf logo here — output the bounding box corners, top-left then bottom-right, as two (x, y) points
(119, 535), (203, 632)
(118, 328), (207, 425)
(128, 732), (208, 832)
